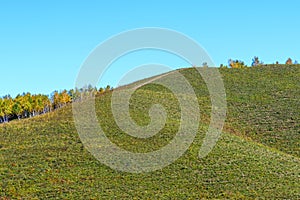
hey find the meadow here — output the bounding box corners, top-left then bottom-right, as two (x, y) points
(0, 65), (299, 199)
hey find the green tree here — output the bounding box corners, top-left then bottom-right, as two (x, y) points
(105, 85), (111, 92)
(251, 56), (263, 66)
(12, 96), (24, 120)
(71, 88), (81, 102)
(219, 64), (228, 69)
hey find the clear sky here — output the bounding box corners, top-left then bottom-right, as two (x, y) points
(1, 0), (300, 97)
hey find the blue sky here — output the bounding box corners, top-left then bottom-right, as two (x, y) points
(1, 0), (300, 97)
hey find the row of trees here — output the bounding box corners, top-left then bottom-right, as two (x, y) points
(0, 85), (112, 123)
(220, 57), (299, 69)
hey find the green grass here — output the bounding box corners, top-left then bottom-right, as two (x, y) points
(0, 65), (299, 199)
(220, 65), (300, 157)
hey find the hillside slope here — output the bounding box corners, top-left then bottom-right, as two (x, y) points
(0, 65), (299, 199)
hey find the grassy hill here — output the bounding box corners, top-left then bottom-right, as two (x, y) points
(0, 65), (299, 199)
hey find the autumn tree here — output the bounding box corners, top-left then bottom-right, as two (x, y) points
(0, 96), (13, 122)
(0, 98), (5, 122)
(228, 59), (247, 68)
(23, 93), (34, 117)
(286, 58), (293, 65)
(60, 90), (71, 106)
(98, 87), (104, 94)
(42, 95), (51, 113)
(13, 95), (24, 120)
(0, 84), (113, 123)
(51, 91), (60, 109)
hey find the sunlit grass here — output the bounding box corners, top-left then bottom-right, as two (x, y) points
(0, 65), (299, 199)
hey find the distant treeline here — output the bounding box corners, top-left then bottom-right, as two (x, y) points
(2, 56), (300, 124)
(219, 57), (299, 69)
(0, 85), (112, 123)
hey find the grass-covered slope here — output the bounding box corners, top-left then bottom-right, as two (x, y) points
(220, 65), (299, 157)
(0, 65), (299, 199)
